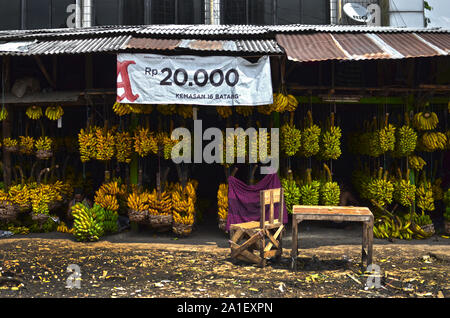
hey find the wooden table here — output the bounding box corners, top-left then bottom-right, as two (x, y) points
(291, 205), (374, 271)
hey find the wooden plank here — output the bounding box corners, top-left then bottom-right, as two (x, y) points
(292, 206), (372, 216)
(264, 225), (283, 252)
(264, 250), (279, 259)
(279, 188), (284, 224)
(291, 218), (299, 271)
(231, 242), (262, 264)
(260, 191), (265, 230)
(231, 231), (263, 258)
(264, 188), (281, 204)
(230, 228), (244, 243)
(269, 190), (274, 224)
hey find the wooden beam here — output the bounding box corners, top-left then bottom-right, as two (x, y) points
(34, 56), (56, 89)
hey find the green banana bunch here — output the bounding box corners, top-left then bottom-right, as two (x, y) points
(72, 202), (105, 242)
(393, 123), (417, 157)
(393, 169), (416, 207)
(416, 179), (435, 212)
(367, 168), (394, 207)
(320, 164), (340, 206)
(378, 114), (396, 153)
(280, 115), (302, 157)
(281, 172), (301, 214)
(298, 169), (320, 205)
(299, 111), (321, 157)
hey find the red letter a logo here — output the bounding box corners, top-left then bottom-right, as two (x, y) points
(117, 60), (139, 102)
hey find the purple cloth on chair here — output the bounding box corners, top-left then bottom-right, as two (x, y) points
(226, 173), (288, 231)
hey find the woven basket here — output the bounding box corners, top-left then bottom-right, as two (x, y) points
(421, 223), (435, 235)
(444, 221), (450, 235)
(128, 209), (148, 223)
(32, 213), (49, 224)
(149, 214), (173, 227)
(172, 222), (193, 236)
(0, 201), (18, 220)
(218, 218), (227, 232)
(36, 150), (53, 160)
(4, 145), (19, 153)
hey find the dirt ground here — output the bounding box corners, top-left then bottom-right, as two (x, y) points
(0, 231), (449, 299)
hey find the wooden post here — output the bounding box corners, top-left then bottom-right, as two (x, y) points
(291, 217), (299, 271)
(2, 56), (12, 188)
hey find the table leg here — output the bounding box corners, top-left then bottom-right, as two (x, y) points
(367, 220), (374, 267)
(362, 222), (368, 266)
(291, 217), (299, 271)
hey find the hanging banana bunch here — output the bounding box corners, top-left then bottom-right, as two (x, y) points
(235, 106), (253, 117)
(280, 113), (302, 157)
(177, 105), (193, 119)
(78, 127), (97, 162)
(431, 178), (444, 201)
(416, 173), (435, 212)
(418, 131), (447, 152)
(272, 92), (289, 113)
(26, 105), (43, 120)
(378, 113), (396, 153)
(35, 136), (53, 152)
(367, 167), (394, 207)
(319, 112), (342, 160)
(393, 113), (417, 157)
(133, 127), (158, 157)
(412, 111), (439, 131)
(157, 104), (176, 116)
(320, 164), (340, 206)
(113, 102), (133, 116)
(115, 131), (133, 164)
(0, 107), (8, 121)
(281, 170), (301, 214)
(408, 155), (426, 171)
(393, 168), (416, 207)
(216, 106), (232, 119)
(45, 106), (64, 121)
(257, 104), (273, 116)
(95, 126), (116, 161)
(217, 183), (229, 221)
(299, 110), (321, 157)
(298, 169), (320, 206)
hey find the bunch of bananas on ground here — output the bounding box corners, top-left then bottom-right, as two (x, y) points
(45, 106), (64, 120)
(393, 123), (417, 157)
(19, 136), (35, 155)
(78, 127), (97, 162)
(0, 107), (8, 121)
(133, 127), (158, 157)
(172, 181), (196, 224)
(393, 169), (416, 207)
(94, 127), (116, 161)
(418, 131), (447, 152)
(5, 224), (30, 235)
(35, 136), (52, 151)
(413, 112), (439, 131)
(235, 106), (253, 117)
(115, 131), (133, 163)
(408, 155), (426, 171)
(299, 111), (321, 157)
(26, 106), (43, 120)
(29, 183), (63, 216)
(157, 189), (173, 215)
(217, 183), (229, 220)
(8, 184), (31, 210)
(373, 214), (414, 240)
(298, 169), (321, 205)
(281, 173), (300, 214)
(416, 176), (435, 212)
(157, 104), (176, 115)
(3, 137), (18, 149)
(320, 164), (341, 206)
(319, 113), (342, 160)
(216, 106), (232, 119)
(71, 202), (105, 242)
(177, 105), (193, 119)
(280, 121), (302, 157)
(367, 168), (394, 207)
(57, 221), (74, 234)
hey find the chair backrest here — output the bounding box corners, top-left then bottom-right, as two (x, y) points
(259, 188), (284, 229)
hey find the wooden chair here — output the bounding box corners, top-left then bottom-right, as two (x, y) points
(229, 188), (285, 267)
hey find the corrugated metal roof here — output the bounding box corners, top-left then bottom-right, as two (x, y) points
(277, 32), (449, 62)
(269, 24), (450, 34)
(0, 35), (131, 56)
(124, 37), (283, 53)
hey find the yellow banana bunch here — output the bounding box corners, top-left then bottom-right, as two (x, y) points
(94, 192), (119, 212)
(57, 222), (74, 234)
(78, 127), (97, 162)
(19, 136), (35, 155)
(0, 107), (8, 121)
(432, 178), (443, 201)
(367, 168), (394, 207)
(3, 137), (18, 148)
(173, 209), (194, 225)
(285, 94), (299, 112)
(26, 105), (43, 120)
(393, 169), (416, 207)
(115, 131), (133, 163)
(419, 131), (447, 152)
(45, 106), (64, 120)
(177, 105), (193, 119)
(113, 102), (133, 116)
(257, 104), (273, 115)
(8, 184), (31, 209)
(408, 155), (426, 171)
(35, 136), (52, 151)
(413, 112), (439, 131)
(133, 127), (158, 157)
(127, 192), (150, 212)
(416, 179), (435, 212)
(217, 183), (229, 220)
(272, 93), (289, 112)
(216, 106), (232, 118)
(94, 127), (115, 161)
(157, 104), (176, 115)
(235, 106), (253, 117)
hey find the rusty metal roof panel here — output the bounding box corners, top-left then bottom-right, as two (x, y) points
(376, 33), (440, 58)
(415, 33), (450, 53)
(276, 33), (347, 62)
(269, 24), (450, 34)
(125, 37), (181, 50)
(330, 33), (390, 59)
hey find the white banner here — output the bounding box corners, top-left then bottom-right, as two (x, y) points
(117, 53), (273, 106)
